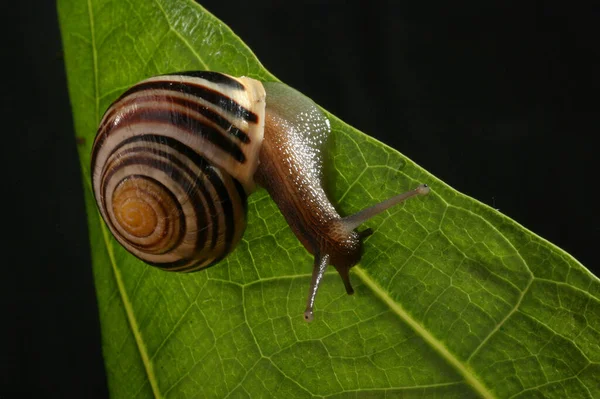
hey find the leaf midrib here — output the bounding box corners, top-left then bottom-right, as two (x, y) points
(100, 223), (162, 398)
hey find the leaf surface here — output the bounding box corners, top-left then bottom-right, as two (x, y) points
(58, 1), (599, 398)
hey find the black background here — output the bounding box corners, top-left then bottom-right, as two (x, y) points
(4, 1), (598, 397)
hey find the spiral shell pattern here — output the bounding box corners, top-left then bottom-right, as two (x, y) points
(91, 72), (266, 271)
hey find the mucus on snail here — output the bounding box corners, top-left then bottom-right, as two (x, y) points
(91, 71), (430, 322)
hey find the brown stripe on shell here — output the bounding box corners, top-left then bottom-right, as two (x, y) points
(97, 92), (251, 144)
(101, 106), (246, 163)
(171, 71), (246, 90)
(93, 73), (266, 195)
(92, 73), (256, 168)
(118, 79), (259, 123)
(162, 170), (248, 272)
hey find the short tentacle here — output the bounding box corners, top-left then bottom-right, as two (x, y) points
(304, 253), (330, 322)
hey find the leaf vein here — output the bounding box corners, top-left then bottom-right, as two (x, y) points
(353, 267), (495, 399)
(467, 277), (534, 363)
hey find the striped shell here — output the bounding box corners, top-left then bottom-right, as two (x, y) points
(91, 72), (266, 272)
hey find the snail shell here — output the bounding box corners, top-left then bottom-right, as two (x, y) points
(92, 72), (266, 271)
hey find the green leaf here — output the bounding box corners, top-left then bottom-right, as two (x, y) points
(58, 0), (599, 398)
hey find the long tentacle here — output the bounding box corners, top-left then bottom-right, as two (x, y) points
(341, 184), (430, 231)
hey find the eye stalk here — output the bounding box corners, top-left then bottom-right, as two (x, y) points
(341, 184), (430, 231)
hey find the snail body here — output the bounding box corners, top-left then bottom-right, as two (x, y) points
(92, 71), (429, 321)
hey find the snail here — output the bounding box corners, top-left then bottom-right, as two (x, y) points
(91, 71), (430, 321)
